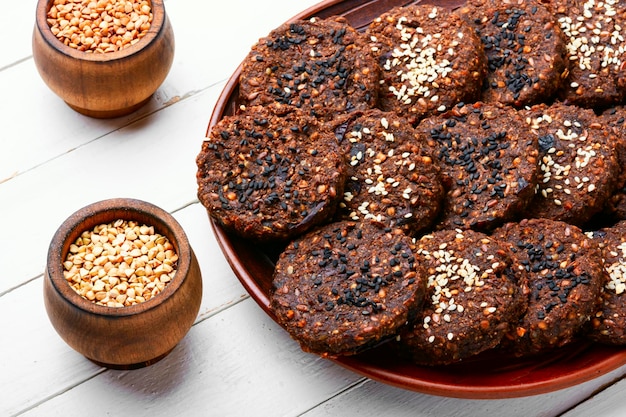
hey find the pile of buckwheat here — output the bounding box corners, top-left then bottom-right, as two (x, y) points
(63, 219), (178, 307)
(46, 0), (153, 53)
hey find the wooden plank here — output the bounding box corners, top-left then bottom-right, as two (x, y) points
(0, 0), (36, 69)
(562, 378), (626, 416)
(0, 60), (163, 184)
(0, 275), (105, 417)
(173, 202), (250, 320)
(0, 85), (221, 295)
(300, 368), (626, 417)
(17, 298), (363, 417)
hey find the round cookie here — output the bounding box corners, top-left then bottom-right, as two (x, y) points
(460, 0), (568, 107)
(196, 104), (347, 242)
(587, 107), (626, 225)
(523, 102), (621, 226)
(419, 102), (539, 231)
(333, 109), (445, 235)
(555, 0), (626, 108)
(494, 218), (605, 357)
(587, 221), (626, 345)
(393, 228), (524, 366)
(270, 221), (427, 357)
(238, 17), (379, 120)
(366, 4), (486, 125)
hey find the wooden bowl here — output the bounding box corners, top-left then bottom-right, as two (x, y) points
(44, 198), (202, 369)
(32, 0), (175, 118)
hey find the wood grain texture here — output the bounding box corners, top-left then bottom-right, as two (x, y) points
(20, 298), (363, 417)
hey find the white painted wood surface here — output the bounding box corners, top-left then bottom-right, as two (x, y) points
(2, 1), (626, 416)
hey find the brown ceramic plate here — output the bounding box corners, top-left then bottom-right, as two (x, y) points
(206, 0), (626, 399)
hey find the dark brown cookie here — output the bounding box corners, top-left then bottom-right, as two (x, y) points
(584, 107), (626, 226)
(495, 218), (605, 357)
(238, 17), (379, 120)
(555, 0), (626, 108)
(196, 104), (347, 242)
(523, 102), (621, 226)
(460, 0), (568, 107)
(333, 109), (444, 235)
(366, 4), (486, 125)
(419, 102), (539, 231)
(393, 228), (524, 365)
(270, 221), (427, 357)
(587, 220), (626, 345)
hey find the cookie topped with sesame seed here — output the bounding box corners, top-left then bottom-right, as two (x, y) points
(495, 218), (605, 357)
(333, 109), (445, 235)
(393, 228), (525, 365)
(366, 4), (486, 125)
(238, 17), (379, 121)
(419, 102), (539, 232)
(270, 220), (427, 357)
(587, 220), (626, 345)
(591, 106), (626, 225)
(522, 102), (621, 226)
(555, 0), (626, 108)
(196, 104), (347, 242)
(460, 0), (568, 107)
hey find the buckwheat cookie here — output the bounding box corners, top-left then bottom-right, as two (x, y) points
(393, 228), (525, 365)
(333, 109), (445, 235)
(587, 220), (626, 345)
(366, 4), (486, 125)
(522, 102), (621, 225)
(239, 17), (379, 120)
(495, 218), (605, 357)
(419, 102), (539, 231)
(593, 106), (626, 224)
(460, 0), (568, 107)
(196, 104), (347, 242)
(555, 0), (626, 108)
(270, 221), (427, 357)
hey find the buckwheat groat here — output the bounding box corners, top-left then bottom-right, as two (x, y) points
(366, 4), (486, 125)
(333, 109), (444, 235)
(393, 229), (524, 365)
(419, 102), (539, 231)
(270, 221), (427, 357)
(523, 102), (620, 226)
(196, 104), (347, 242)
(239, 17), (379, 120)
(495, 218), (604, 357)
(460, 0), (568, 107)
(555, 0), (626, 108)
(587, 221), (626, 345)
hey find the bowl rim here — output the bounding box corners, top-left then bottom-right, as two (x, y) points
(46, 197), (192, 317)
(35, 0), (167, 62)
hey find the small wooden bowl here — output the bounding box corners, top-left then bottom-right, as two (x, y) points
(44, 198), (202, 369)
(32, 0), (175, 118)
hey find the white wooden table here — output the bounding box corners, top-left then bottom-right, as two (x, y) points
(3, 1), (626, 416)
